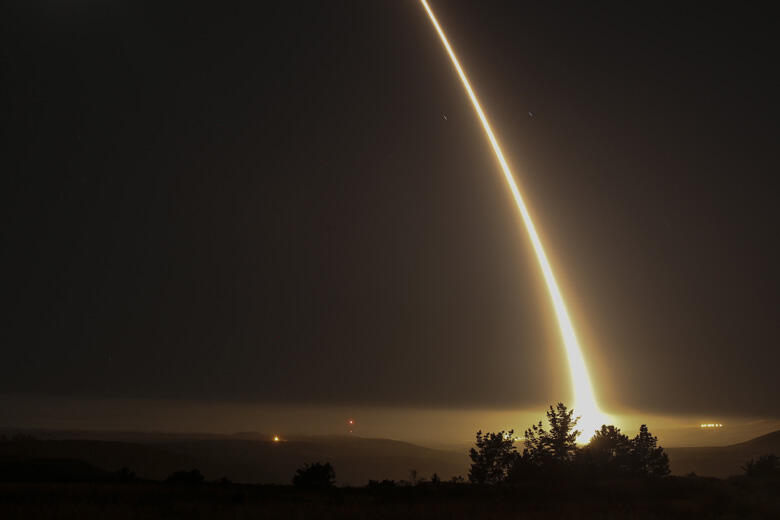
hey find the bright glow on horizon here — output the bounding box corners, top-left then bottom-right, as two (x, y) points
(419, 0), (610, 437)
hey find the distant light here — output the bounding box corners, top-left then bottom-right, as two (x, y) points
(347, 418), (355, 425)
(700, 423), (723, 428)
(273, 435), (280, 442)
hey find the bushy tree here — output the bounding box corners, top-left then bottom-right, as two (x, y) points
(292, 462), (335, 489)
(524, 403), (581, 470)
(468, 430), (517, 484)
(743, 454), (780, 477)
(505, 449), (537, 482)
(368, 479), (397, 489)
(629, 424), (669, 477)
(585, 425), (632, 476)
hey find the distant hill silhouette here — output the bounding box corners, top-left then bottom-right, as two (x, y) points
(667, 429), (780, 477)
(3, 429), (778, 482)
(730, 429), (780, 451)
(0, 433), (468, 485)
(0, 439), (198, 481)
(0, 458), (110, 482)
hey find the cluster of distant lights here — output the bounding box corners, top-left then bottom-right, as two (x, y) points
(700, 423), (723, 428)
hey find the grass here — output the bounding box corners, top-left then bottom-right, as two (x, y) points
(1, 476), (778, 519)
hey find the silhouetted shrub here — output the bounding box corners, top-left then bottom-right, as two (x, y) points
(505, 450), (538, 482)
(582, 425), (632, 477)
(468, 430), (517, 484)
(524, 403), (580, 474)
(578, 424), (669, 478)
(165, 469), (204, 484)
(629, 424), (670, 477)
(292, 462), (335, 489)
(368, 479), (397, 489)
(743, 454), (780, 477)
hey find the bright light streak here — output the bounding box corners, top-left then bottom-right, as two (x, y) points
(419, 0), (610, 436)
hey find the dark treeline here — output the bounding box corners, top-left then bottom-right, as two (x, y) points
(468, 403), (670, 485)
(3, 406), (780, 487)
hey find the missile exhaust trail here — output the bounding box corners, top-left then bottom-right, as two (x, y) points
(418, 0), (609, 435)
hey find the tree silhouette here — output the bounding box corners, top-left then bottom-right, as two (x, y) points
(585, 425), (632, 476)
(743, 454), (780, 477)
(524, 403), (581, 469)
(505, 449), (537, 482)
(469, 405), (671, 482)
(292, 462), (335, 489)
(629, 424), (670, 477)
(468, 430), (517, 484)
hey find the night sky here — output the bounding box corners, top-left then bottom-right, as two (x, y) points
(3, 1), (779, 422)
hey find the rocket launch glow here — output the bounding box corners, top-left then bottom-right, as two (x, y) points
(419, 0), (610, 436)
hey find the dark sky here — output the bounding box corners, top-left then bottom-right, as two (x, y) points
(3, 1), (779, 418)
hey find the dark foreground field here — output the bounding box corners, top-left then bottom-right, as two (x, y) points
(1, 477), (779, 519)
